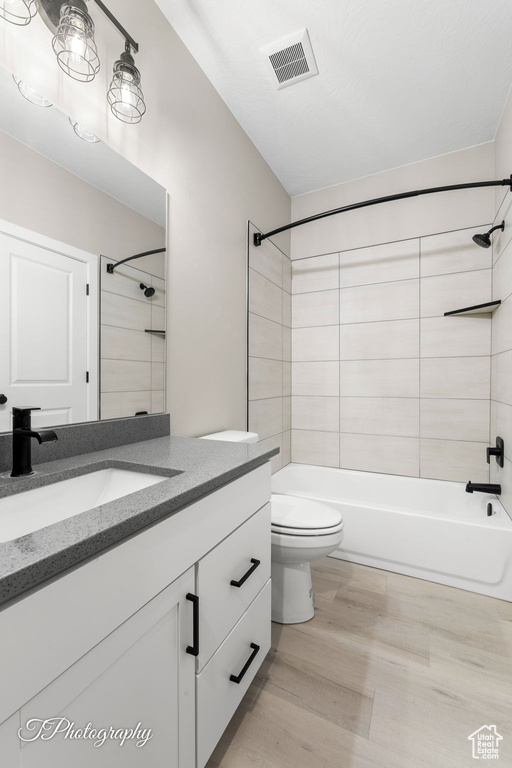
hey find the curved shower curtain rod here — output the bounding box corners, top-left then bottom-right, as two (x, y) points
(253, 176), (512, 246)
(106, 248), (166, 273)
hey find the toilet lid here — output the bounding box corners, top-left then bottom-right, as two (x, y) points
(271, 494), (342, 531)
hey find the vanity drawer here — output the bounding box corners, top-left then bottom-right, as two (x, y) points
(197, 503), (270, 669)
(196, 580), (271, 768)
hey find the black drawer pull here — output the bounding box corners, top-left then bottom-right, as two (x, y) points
(229, 643), (260, 684)
(230, 558), (261, 588)
(186, 593), (199, 656)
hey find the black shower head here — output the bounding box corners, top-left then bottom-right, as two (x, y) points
(472, 221), (505, 249)
(472, 232), (492, 248)
(140, 283), (155, 298)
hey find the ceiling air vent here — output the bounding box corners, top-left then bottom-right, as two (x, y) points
(262, 29), (319, 90)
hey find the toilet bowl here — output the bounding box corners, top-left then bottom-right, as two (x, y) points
(199, 430), (344, 624)
(271, 493), (344, 624)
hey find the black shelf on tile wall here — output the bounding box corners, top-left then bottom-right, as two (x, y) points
(145, 329), (166, 334)
(444, 300), (501, 317)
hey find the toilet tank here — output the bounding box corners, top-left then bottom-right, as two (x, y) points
(199, 430), (259, 443)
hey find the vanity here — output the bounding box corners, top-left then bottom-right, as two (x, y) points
(0, 425), (277, 767)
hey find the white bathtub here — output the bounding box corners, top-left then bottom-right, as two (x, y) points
(272, 463), (512, 601)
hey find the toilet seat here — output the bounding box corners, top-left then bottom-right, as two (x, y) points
(271, 494), (343, 536)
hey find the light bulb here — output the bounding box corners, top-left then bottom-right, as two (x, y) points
(52, 1), (100, 83)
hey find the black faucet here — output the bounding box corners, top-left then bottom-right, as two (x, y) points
(465, 481), (501, 495)
(11, 407), (58, 478)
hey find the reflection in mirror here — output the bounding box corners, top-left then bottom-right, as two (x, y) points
(0, 64), (167, 433)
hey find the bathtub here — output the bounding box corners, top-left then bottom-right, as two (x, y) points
(272, 463), (512, 601)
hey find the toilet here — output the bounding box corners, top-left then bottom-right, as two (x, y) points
(200, 430), (344, 624)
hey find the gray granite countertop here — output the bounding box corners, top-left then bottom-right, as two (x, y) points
(0, 436), (278, 608)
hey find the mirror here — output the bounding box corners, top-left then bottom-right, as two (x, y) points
(0, 64), (167, 433)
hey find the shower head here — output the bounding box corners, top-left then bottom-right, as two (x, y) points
(472, 221), (505, 249)
(140, 283), (155, 298)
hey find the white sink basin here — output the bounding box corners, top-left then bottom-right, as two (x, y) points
(0, 468), (167, 543)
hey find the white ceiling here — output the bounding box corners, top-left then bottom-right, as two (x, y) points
(156, 0), (512, 197)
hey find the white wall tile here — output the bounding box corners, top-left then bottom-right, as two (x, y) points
(340, 279), (419, 324)
(491, 349), (512, 405)
(282, 290), (291, 327)
(490, 401), (512, 462)
(338, 240), (419, 288)
(292, 396), (339, 432)
(292, 326), (339, 361)
(151, 390), (165, 414)
(421, 316), (491, 358)
(339, 319), (419, 360)
(340, 397), (419, 437)
(249, 358), (282, 400)
(292, 253), (339, 294)
(101, 360), (151, 392)
(151, 333), (166, 363)
(420, 439), (489, 483)
(150, 277), (166, 308)
(493, 243), (512, 302)
(101, 326), (151, 362)
(258, 433), (283, 474)
(420, 269), (491, 317)
(101, 257), (153, 303)
(101, 292), (151, 332)
(491, 295), (512, 355)
(249, 229), (283, 287)
(291, 430), (339, 467)
(101, 391), (151, 420)
(283, 397), (291, 432)
(249, 268), (282, 324)
(420, 227), (492, 277)
(420, 399), (489, 442)
(249, 313), (282, 361)
(151, 305), (165, 333)
(293, 361), (339, 396)
(293, 289), (339, 327)
(339, 434), (419, 477)
(421, 357), (490, 399)
(282, 430), (291, 466)
(151, 363), (165, 390)
(283, 326), (291, 362)
(491, 456), (512, 518)
(491, 193), (512, 265)
(249, 397), (283, 440)
(339, 359), (419, 397)
(282, 254), (292, 293)
(283, 362), (291, 396)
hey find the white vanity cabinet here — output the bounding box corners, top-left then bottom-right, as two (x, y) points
(0, 462), (271, 768)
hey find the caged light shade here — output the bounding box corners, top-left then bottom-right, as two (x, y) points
(107, 48), (146, 124)
(0, 0), (36, 25)
(52, 0), (100, 83)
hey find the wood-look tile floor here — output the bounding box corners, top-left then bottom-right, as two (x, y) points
(207, 558), (512, 767)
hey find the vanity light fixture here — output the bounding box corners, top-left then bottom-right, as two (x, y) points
(107, 42), (146, 124)
(13, 76), (53, 107)
(0, 0), (36, 26)
(69, 117), (100, 142)
(52, 1), (100, 83)
(2, 0), (146, 123)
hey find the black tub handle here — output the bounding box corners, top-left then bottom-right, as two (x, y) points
(229, 643), (260, 684)
(230, 558), (261, 588)
(186, 593), (199, 656)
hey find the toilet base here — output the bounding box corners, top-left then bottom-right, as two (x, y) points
(271, 560), (315, 624)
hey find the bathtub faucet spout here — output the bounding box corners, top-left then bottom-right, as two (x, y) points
(465, 482), (501, 495)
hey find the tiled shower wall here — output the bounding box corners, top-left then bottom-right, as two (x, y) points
(101, 256), (166, 420)
(248, 225), (291, 473)
(491, 193), (512, 516)
(291, 227), (493, 482)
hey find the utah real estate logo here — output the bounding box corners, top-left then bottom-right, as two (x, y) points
(468, 725), (503, 760)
